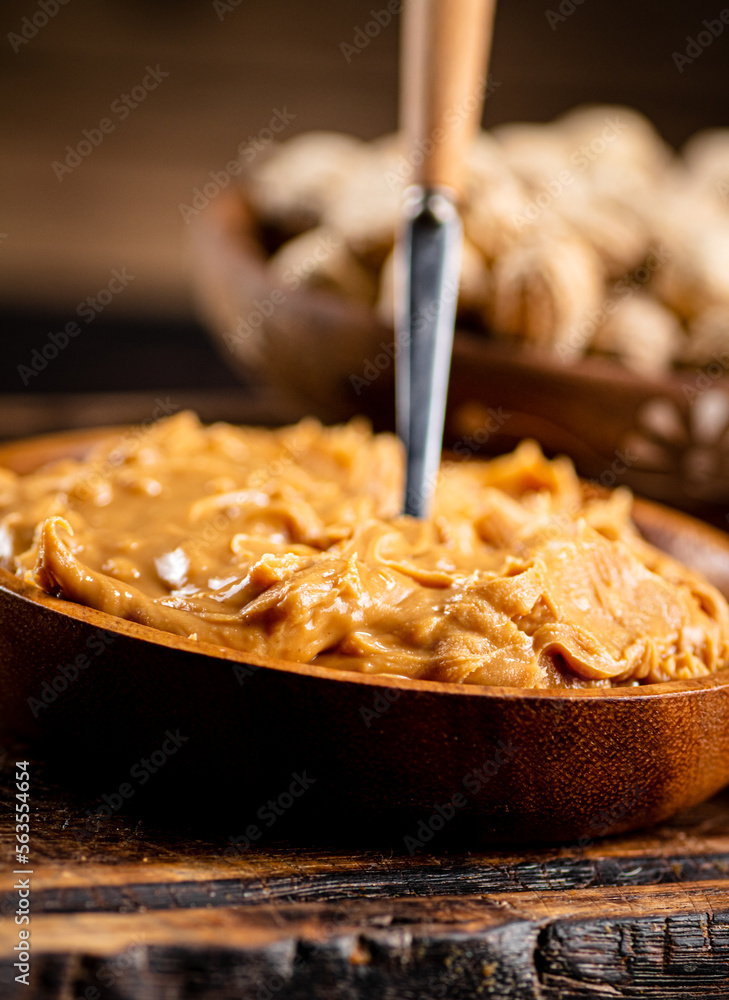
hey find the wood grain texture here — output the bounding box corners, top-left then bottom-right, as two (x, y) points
(401, 0), (496, 193)
(2, 756), (729, 997)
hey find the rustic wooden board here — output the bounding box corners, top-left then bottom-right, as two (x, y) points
(2, 745), (729, 998)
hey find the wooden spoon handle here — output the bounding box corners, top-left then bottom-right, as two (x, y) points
(401, 0), (497, 198)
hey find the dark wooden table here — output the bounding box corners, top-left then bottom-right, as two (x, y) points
(2, 744), (729, 998)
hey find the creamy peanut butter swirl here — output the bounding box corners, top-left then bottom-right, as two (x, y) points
(1, 412), (727, 688)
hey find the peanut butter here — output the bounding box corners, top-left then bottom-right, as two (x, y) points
(1, 412), (727, 688)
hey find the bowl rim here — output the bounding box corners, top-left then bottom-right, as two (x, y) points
(3, 424), (729, 703)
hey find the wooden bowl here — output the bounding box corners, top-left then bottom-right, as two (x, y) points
(190, 190), (729, 522)
(3, 426), (729, 846)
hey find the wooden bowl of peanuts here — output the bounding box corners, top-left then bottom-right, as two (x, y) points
(189, 108), (729, 518)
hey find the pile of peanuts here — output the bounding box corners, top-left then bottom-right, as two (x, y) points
(241, 105), (729, 376)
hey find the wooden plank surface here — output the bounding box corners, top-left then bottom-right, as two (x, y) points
(2, 745), (729, 997)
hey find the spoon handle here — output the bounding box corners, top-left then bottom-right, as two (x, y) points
(396, 0), (496, 517)
(400, 0), (497, 196)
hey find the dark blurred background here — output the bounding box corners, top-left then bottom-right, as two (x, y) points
(1, 0), (728, 436)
